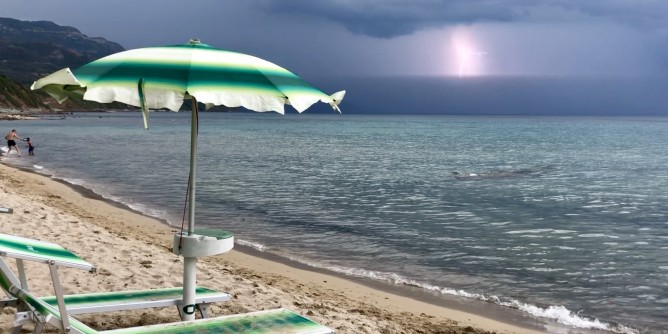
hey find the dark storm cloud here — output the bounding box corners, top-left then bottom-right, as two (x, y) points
(3, 0), (667, 77)
(566, 1), (668, 28)
(255, 0), (517, 38)
(254, 0), (668, 38)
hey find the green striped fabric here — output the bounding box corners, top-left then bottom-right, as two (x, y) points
(17, 284), (332, 334)
(31, 39), (344, 120)
(41, 286), (224, 308)
(0, 233), (95, 271)
(104, 308), (333, 334)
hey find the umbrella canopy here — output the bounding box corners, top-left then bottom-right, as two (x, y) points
(31, 39), (344, 321)
(32, 38), (344, 128)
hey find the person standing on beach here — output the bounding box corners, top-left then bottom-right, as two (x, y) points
(4, 129), (22, 157)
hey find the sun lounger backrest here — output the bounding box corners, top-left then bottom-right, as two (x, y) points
(0, 233), (95, 271)
(0, 233), (98, 333)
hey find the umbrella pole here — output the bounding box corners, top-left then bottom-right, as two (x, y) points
(182, 96), (198, 321)
(188, 99), (197, 236)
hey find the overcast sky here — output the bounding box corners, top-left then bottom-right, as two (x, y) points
(4, 0), (668, 79)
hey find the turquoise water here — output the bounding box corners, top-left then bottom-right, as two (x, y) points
(3, 113), (667, 333)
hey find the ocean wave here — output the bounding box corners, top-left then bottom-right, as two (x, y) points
(505, 228), (553, 234)
(431, 285), (637, 334)
(504, 303), (637, 334)
(237, 243), (637, 334)
(450, 166), (554, 180)
(235, 239), (268, 252)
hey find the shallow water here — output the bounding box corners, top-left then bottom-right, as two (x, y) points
(3, 113), (667, 333)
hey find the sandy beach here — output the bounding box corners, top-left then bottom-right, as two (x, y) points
(0, 162), (545, 334)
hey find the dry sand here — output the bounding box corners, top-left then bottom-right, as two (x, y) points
(0, 163), (546, 334)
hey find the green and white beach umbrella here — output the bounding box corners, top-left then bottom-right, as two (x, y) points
(31, 39), (345, 321)
(32, 39), (344, 128)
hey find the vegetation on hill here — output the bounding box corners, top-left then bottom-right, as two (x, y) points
(0, 17), (124, 84)
(0, 74), (46, 110)
(0, 17), (231, 113)
(0, 17), (127, 111)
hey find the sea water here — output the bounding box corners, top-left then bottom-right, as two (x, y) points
(2, 113), (667, 333)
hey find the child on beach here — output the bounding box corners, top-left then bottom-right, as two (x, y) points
(24, 137), (34, 155)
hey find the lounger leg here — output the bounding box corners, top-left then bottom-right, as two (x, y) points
(47, 261), (70, 333)
(10, 314), (44, 334)
(11, 311), (30, 334)
(16, 259), (29, 291)
(12, 304), (49, 333)
(198, 304), (209, 318)
(33, 322), (45, 334)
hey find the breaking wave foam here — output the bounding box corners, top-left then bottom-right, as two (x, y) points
(238, 241), (638, 334)
(235, 239), (268, 252)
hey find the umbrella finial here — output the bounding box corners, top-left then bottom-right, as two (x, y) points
(188, 38), (201, 45)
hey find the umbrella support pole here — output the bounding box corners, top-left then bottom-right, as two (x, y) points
(182, 256), (197, 320)
(183, 96), (199, 321)
(173, 97), (235, 321)
(188, 97), (198, 236)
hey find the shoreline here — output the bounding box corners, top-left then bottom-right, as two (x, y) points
(14, 162), (539, 327)
(233, 242), (550, 330)
(0, 162), (549, 333)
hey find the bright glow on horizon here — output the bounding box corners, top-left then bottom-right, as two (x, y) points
(449, 28), (487, 77)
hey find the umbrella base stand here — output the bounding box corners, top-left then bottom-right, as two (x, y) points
(173, 232), (234, 320)
(172, 232), (234, 258)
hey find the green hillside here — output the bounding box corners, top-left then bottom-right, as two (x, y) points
(0, 17), (127, 111)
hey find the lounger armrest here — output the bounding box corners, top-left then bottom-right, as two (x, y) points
(41, 286), (231, 315)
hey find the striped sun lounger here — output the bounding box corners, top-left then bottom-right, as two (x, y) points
(0, 233), (334, 333)
(13, 284), (332, 334)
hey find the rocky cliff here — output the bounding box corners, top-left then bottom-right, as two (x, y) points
(0, 17), (126, 111)
(0, 17), (125, 84)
